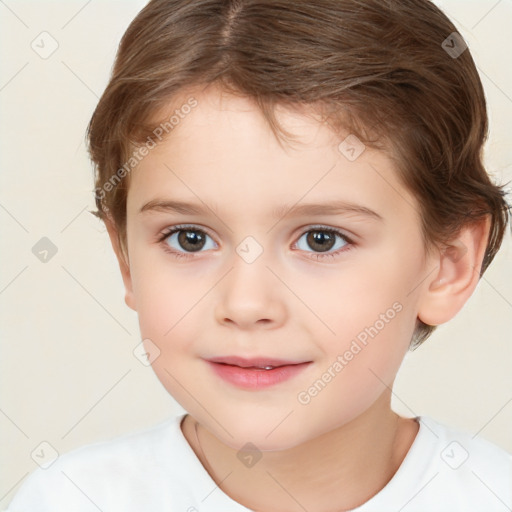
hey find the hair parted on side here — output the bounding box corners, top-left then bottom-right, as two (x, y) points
(86, 0), (511, 349)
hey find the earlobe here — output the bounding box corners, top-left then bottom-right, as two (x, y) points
(417, 216), (491, 326)
(104, 218), (137, 312)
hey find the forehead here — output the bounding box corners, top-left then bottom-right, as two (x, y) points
(128, 86), (419, 226)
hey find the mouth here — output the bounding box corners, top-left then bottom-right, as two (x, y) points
(205, 356), (312, 389)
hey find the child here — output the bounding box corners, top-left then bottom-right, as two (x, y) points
(7, 0), (511, 510)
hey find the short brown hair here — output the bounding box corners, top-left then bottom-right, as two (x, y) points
(86, 0), (510, 348)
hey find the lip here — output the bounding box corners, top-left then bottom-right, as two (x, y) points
(205, 356), (312, 390)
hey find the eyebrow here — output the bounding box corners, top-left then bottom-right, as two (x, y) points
(139, 199), (383, 222)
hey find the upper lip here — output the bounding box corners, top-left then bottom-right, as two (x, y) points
(206, 356), (309, 368)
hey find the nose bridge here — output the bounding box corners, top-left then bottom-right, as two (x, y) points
(215, 234), (286, 328)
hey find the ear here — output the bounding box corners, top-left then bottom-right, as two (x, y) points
(104, 218), (137, 311)
(417, 215), (491, 326)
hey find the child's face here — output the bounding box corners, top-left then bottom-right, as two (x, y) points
(119, 85), (434, 450)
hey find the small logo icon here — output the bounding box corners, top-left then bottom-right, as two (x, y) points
(31, 441), (59, 469)
(31, 31), (59, 59)
(440, 441), (469, 469)
(32, 237), (58, 263)
(237, 442), (262, 468)
(442, 32), (467, 59)
(133, 338), (161, 366)
(236, 236), (263, 264)
(338, 134), (366, 162)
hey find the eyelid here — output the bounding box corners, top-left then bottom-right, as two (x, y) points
(296, 224), (354, 241)
(156, 223), (218, 244)
(157, 223), (354, 243)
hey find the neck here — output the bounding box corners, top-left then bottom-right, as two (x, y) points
(181, 391), (419, 512)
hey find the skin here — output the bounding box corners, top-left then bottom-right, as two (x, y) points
(106, 83), (490, 512)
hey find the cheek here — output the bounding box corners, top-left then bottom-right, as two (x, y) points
(297, 306), (413, 435)
(321, 251), (422, 382)
(128, 247), (198, 342)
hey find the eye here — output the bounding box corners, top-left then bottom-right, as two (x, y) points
(294, 226), (353, 260)
(157, 224), (354, 261)
(157, 225), (217, 258)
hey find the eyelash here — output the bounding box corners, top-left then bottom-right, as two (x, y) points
(156, 224), (355, 261)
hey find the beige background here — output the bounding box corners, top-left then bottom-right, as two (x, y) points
(0, 0), (511, 507)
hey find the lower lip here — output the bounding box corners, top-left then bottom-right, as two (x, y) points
(206, 361), (311, 389)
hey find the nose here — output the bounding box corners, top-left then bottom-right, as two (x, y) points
(214, 248), (287, 330)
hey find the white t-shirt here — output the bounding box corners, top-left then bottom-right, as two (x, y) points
(5, 413), (512, 512)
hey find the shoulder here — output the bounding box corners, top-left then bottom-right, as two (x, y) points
(410, 416), (511, 510)
(5, 415), (186, 512)
(361, 416), (512, 512)
(420, 415), (512, 472)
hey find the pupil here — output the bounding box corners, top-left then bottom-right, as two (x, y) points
(308, 231), (334, 252)
(178, 230), (204, 252)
